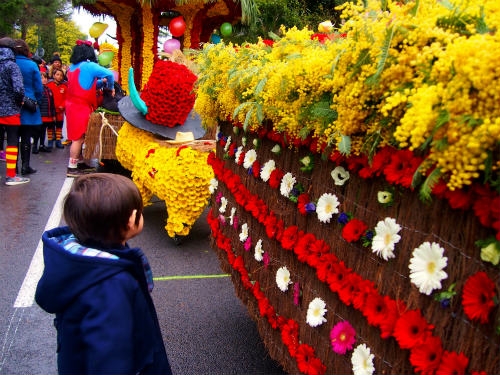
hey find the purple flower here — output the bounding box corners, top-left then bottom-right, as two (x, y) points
(305, 202), (316, 213)
(338, 212), (349, 225)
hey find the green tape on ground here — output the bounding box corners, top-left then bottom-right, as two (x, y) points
(154, 274), (230, 281)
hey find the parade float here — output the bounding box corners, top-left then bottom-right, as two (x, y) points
(74, 0), (500, 372)
(194, 0), (500, 374)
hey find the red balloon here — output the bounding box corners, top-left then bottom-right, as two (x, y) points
(169, 17), (186, 37)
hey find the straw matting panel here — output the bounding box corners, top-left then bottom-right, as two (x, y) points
(84, 112), (125, 160)
(209, 120), (500, 374)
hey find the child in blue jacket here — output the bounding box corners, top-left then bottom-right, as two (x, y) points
(35, 173), (172, 375)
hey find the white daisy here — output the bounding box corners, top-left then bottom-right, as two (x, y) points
(260, 160), (276, 182)
(306, 297), (327, 327)
(409, 241), (448, 295)
(331, 166), (350, 186)
(254, 239), (264, 262)
(208, 178), (218, 194)
(229, 207), (236, 226)
(371, 217), (402, 260)
(316, 193), (340, 223)
(280, 172), (296, 198)
(219, 197), (228, 213)
(351, 344), (375, 375)
(276, 266), (292, 292)
(239, 223), (249, 242)
(224, 136), (231, 151)
(234, 146), (243, 164)
(243, 149), (257, 169)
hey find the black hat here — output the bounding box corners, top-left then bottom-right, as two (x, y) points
(50, 54), (62, 63)
(117, 96), (206, 140)
(0, 37), (16, 50)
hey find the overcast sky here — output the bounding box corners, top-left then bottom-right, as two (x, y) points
(71, 7), (117, 45)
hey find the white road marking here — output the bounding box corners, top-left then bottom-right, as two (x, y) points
(13, 178), (74, 308)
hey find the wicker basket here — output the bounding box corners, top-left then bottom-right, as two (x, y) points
(83, 111), (124, 160)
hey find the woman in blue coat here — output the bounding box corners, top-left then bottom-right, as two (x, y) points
(14, 39), (43, 175)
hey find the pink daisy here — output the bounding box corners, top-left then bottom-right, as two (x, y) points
(330, 321), (356, 355)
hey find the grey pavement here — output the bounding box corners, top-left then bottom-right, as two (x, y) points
(0, 144), (286, 375)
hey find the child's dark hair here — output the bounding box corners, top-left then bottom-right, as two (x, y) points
(63, 173), (143, 248)
(69, 43), (98, 64)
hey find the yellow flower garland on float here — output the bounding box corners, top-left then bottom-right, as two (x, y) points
(101, 0), (134, 91)
(194, 0), (500, 192)
(115, 122), (214, 237)
(174, 0), (205, 49)
(141, 4), (156, 85)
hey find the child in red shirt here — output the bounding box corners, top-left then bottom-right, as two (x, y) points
(46, 68), (67, 149)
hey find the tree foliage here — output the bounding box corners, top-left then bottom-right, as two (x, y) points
(228, 0), (349, 44)
(0, 0), (84, 63)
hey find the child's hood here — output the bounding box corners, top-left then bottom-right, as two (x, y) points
(35, 226), (135, 314)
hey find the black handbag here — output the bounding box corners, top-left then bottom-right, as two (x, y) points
(23, 96), (38, 112)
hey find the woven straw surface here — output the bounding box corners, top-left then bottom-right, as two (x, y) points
(210, 120), (500, 374)
(83, 112), (124, 160)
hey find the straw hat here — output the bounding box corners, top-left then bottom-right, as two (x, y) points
(164, 131), (195, 145)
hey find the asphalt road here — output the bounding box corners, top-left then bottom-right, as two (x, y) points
(0, 144), (286, 375)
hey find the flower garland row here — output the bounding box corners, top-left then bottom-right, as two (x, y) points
(217, 125), (500, 264)
(212, 194), (376, 374)
(207, 209), (329, 375)
(207, 150), (495, 375)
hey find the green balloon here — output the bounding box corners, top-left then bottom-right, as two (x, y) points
(220, 22), (232, 37)
(98, 51), (114, 67)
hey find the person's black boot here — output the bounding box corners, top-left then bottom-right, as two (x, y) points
(21, 142), (36, 175)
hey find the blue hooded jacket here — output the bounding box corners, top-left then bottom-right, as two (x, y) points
(35, 226), (172, 375)
(15, 54), (43, 125)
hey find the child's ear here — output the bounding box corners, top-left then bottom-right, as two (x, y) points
(128, 209), (137, 229)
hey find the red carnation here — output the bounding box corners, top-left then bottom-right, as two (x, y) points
(462, 271), (496, 324)
(269, 168), (285, 189)
(409, 335), (443, 375)
(436, 351), (469, 375)
(393, 309), (433, 349)
(281, 226), (301, 250)
(298, 193), (311, 216)
(295, 344), (327, 375)
(294, 232), (316, 263)
(341, 218), (368, 242)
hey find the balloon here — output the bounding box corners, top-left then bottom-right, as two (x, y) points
(163, 39), (181, 54)
(111, 70), (119, 82)
(169, 17), (186, 37)
(98, 51), (114, 67)
(220, 22), (232, 37)
(89, 22), (109, 39)
(210, 34), (221, 44)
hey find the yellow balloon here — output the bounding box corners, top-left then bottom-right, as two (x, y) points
(89, 22), (109, 39)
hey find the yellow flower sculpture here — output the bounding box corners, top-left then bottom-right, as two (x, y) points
(116, 122), (214, 238)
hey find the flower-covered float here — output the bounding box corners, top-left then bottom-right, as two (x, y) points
(194, 0), (500, 373)
(115, 55), (215, 242)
